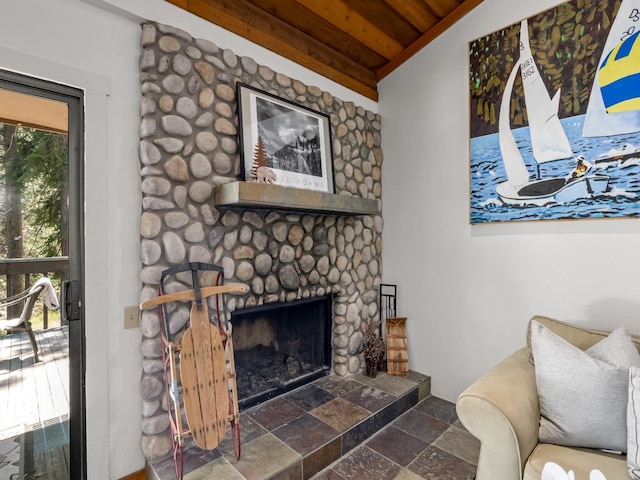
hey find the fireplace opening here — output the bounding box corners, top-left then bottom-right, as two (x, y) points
(231, 295), (333, 409)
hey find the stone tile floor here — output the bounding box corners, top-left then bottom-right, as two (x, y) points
(311, 395), (479, 480)
(148, 371), (480, 480)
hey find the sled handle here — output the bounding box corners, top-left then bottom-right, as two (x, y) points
(140, 285), (247, 310)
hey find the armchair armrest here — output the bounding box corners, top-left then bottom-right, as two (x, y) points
(456, 347), (540, 480)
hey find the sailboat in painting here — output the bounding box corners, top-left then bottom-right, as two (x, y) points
(496, 19), (610, 206)
(583, 0), (640, 138)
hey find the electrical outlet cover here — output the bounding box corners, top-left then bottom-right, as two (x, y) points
(124, 305), (139, 329)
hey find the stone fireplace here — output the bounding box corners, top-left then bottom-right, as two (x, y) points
(137, 22), (383, 461)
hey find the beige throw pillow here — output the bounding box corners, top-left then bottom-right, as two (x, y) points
(531, 321), (640, 452)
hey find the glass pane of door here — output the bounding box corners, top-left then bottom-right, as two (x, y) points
(0, 83), (80, 479)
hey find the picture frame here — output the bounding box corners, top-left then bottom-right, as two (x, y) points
(468, 0), (640, 223)
(237, 83), (334, 193)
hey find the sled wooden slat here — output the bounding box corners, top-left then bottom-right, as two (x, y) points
(180, 302), (229, 449)
(139, 284), (247, 310)
(386, 317), (409, 376)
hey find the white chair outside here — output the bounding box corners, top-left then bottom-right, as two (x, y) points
(0, 277), (60, 362)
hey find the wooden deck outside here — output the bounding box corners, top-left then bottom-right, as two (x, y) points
(0, 326), (70, 479)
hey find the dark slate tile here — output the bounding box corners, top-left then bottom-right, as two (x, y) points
(217, 413), (268, 455)
(393, 409), (450, 444)
(313, 375), (364, 396)
(349, 372), (377, 386)
(310, 398), (369, 433)
(418, 379), (432, 402)
(286, 384), (336, 411)
(432, 425), (481, 467)
(271, 461), (303, 480)
(331, 446), (401, 480)
(246, 396), (305, 431)
(408, 445), (476, 480)
(395, 388), (419, 416)
(224, 433), (300, 480)
(149, 454), (181, 480)
(311, 468), (346, 480)
(181, 456), (246, 480)
(371, 401), (398, 431)
(366, 426), (429, 467)
(391, 469), (425, 480)
(341, 415), (376, 455)
(273, 413), (340, 456)
(150, 440), (222, 479)
(405, 370), (429, 384)
(342, 394), (408, 451)
(181, 444), (223, 475)
(303, 437), (341, 480)
(414, 396), (458, 424)
(341, 385), (394, 413)
(368, 374), (417, 397)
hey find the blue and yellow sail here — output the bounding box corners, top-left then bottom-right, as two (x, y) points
(599, 30), (640, 113)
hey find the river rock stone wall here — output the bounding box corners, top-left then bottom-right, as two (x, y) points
(138, 21), (383, 460)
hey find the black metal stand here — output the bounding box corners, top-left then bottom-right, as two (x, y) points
(379, 283), (397, 342)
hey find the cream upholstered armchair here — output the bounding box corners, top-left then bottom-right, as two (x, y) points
(456, 316), (636, 480)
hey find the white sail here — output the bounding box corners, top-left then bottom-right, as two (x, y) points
(519, 19), (574, 163)
(499, 59), (530, 187)
(582, 0), (640, 137)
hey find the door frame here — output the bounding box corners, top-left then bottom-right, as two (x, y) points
(1, 45), (112, 479)
(0, 69), (86, 479)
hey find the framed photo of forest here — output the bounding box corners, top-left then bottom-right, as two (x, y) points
(236, 83), (334, 193)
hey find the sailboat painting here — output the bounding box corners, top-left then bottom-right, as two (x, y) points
(469, 0), (640, 223)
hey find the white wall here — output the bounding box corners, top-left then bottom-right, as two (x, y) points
(2, 0), (377, 478)
(2, 1), (138, 478)
(379, 0), (640, 404)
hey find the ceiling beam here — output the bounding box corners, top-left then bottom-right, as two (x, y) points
(377, 0), (484, 81)
(424, 0), (463, 19)
(174, 0), (378, 100)
(295, 0), (404, 60)
(247, 0), (387, 71)
(384, 0), (438, 32)
(342, 0), (422, 46)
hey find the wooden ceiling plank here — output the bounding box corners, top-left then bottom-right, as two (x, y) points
(342, 0), (422, 47)
(295, 0), (404, 60)
(186, 0), (376, 79)
(180, 0), (379, 100)
(377, 0), (484, 81)
(0, 89), (68, 134)
(247, 0), (387, 70)
(423, 0), (462, 18)
(169, 0), (189, 8)
(383, 0), (438, 32)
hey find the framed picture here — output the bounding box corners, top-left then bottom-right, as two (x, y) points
(469, 0), (640, 223)
(237, 83), (334, 193)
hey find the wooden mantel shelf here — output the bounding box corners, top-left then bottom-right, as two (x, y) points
(213, 182), (380, 216)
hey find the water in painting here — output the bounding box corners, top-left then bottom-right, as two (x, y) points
(470, 115), (640, 223)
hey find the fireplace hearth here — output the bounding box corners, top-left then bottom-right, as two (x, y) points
(232, 295), (333, 409)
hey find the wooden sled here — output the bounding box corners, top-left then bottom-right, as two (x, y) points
(140, 263), (245, 479)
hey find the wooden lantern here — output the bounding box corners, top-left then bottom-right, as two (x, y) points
(386, 317), (409, 376)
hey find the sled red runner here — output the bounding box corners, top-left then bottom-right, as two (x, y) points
(140, 263), (245, 479)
